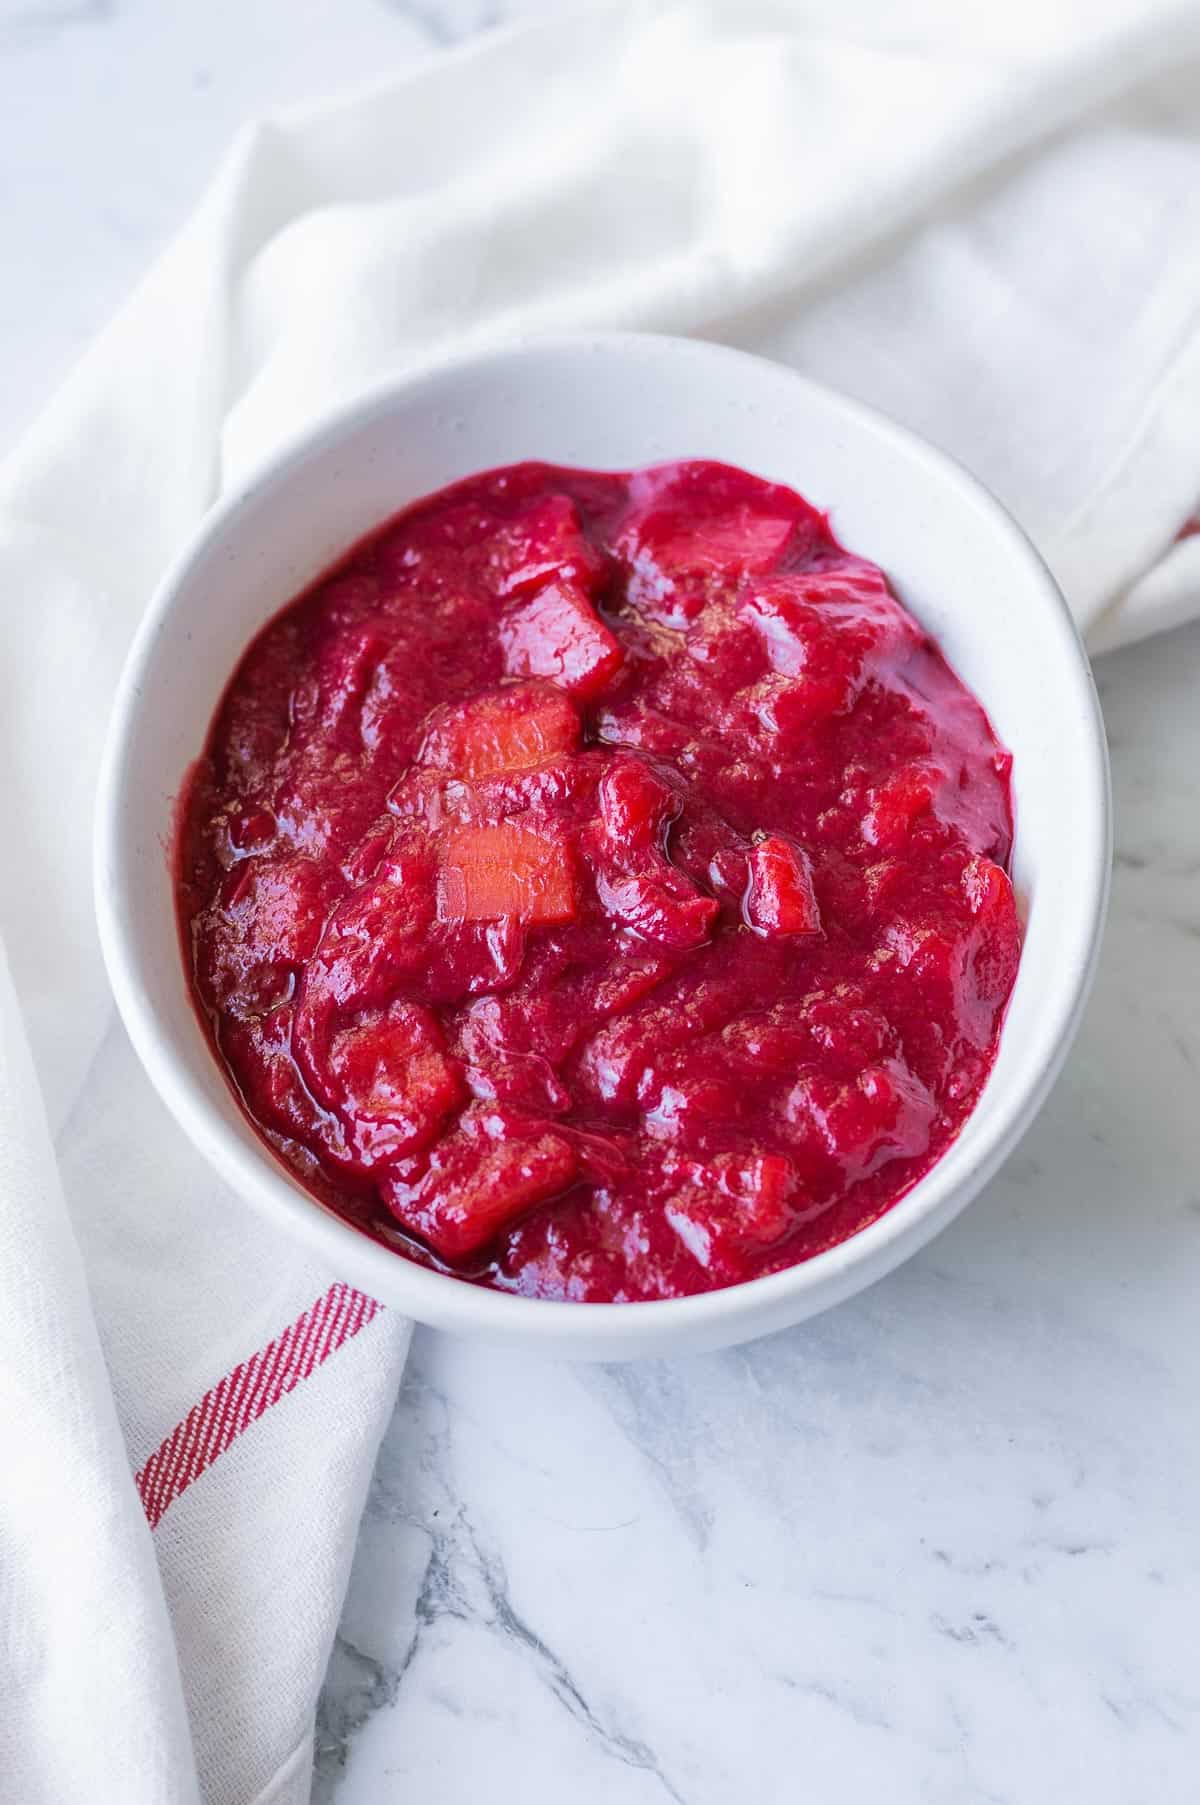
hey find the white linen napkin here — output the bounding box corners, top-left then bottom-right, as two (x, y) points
(3, 3), (1200, 1800)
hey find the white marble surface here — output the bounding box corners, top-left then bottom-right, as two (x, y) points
(4, 5), (1199, 1802)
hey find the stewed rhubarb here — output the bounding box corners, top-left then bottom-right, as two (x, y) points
(176, 460), (1020, 1300)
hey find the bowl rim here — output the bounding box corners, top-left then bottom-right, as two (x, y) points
(94, 330), (1111, 1346)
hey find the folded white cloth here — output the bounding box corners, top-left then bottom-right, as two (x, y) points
(3, 2), (1200, 1799)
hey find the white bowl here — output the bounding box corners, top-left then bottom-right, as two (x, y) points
(95, 333), (1109, 1360)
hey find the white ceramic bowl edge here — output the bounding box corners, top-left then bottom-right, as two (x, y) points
(94, 333), (1110, 1359)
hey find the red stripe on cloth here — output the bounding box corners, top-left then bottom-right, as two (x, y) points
(135, 1282), (380, 1530)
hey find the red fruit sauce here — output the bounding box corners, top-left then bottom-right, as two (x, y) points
(176, 461), (1020, 1301)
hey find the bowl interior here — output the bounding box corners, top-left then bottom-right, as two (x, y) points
(96, 335), (1108, 1357)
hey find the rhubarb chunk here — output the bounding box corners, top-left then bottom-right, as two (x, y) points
(496, 495), (607, 596)
(743, 836), (821, 937)
(219, 855), (333, 966)
(500, 580), (623, 700)
(597, 759), (679, 852)
(619, 464), (811, 579)
(863, 765), (942, 851)
(438, 822), (576, 923)
(737, 566), (922, 735)
(634, 509), (799, 579)
(662, 1150), (800, 1271)
(594, 863), (718, 952)
(383, 1106), (577, 1260)
(782, 1059), (935, 1185)
(329, 1001), (465, 1167)
(419, 682), (580, 779)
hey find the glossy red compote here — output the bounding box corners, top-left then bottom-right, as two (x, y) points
(177, 461), (1020, 1301)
